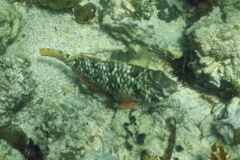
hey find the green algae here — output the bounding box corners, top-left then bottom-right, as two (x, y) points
(73, 3), (97, 24)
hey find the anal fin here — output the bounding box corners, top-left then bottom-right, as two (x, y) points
(114, 89), (140, 108)
(120, 101), (140, 109)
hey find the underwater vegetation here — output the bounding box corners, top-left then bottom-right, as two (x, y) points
(14, 0), (97, 25)
(73, 3), (97, 24)
(39, 48), (178, 108)
(0, 124), (43, 160)
(140, 150), (157, 160)
(209, 141), (230, 160)
(160, 116), (176, 160)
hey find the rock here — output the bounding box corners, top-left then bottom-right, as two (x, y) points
(0, 1), (22, 55)
(209, 141), (231, 160)
(0, 57), (35, 127)
(36, 94), (115, 159)
(185, 3), (240, 94)
(214, 97), (240, 144)
(100, 0), (187, 59)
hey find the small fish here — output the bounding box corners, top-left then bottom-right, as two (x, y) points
(39, 48), (178, 108)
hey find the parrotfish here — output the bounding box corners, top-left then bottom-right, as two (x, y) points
(39, 48), (178, 108)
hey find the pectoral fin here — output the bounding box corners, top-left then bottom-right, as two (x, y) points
(113, 90), (140, 108)
(120, 101), (140, 108)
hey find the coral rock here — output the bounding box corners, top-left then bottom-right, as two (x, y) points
(186, 5), (240, 94)
(0, 57), (35, 126)
(0, 1), (22, 54)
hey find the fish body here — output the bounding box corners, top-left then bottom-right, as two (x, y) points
(39, 48), (178, 107)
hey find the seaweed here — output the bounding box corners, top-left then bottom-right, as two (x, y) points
(209, 141), (230, 160)
(140, 150), (157, 160)
(73, 3), (97, 24)
(160, 116), (176, 160)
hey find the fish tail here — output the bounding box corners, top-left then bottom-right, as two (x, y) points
(39, 48), (69, 64)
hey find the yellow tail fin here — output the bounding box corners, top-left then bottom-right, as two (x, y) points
(39, 48), (68, 64)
